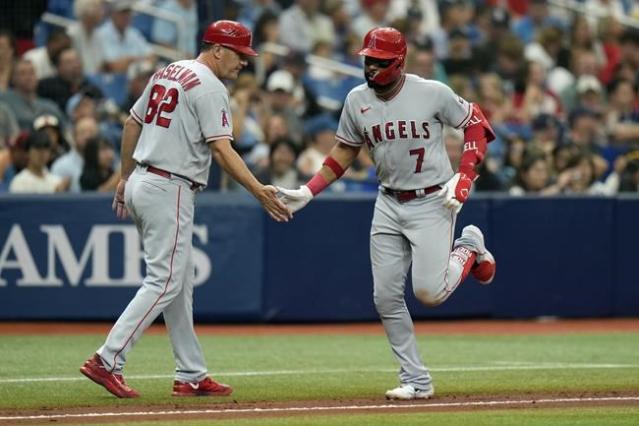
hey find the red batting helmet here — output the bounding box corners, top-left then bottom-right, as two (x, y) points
(202, 20), (258, 57)
(358, 27), (407, 85)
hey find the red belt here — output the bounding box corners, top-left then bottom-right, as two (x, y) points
(144, 165), (202, 191)
(382, 185), (441, 203)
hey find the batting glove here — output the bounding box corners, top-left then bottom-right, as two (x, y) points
(276, 185), (313, 214)
(437, 172), (474, 214)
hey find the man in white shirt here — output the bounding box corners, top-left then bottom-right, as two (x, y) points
(67, 0), (106, 74)
(23, 30), (71, 80)
(9, 131), (69, 193)
(97, 0), (156, 73)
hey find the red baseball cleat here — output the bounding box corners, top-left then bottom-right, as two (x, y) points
(172, 376), (233, 397)
(80, 354), (140, 398)
(472, 250), (496, 284)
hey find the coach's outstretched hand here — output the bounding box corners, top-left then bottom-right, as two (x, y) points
(437, 172), (473, 214)
(256, 185), (293, 222)
(112, 179), (129, 220)
(276, 185), (313, 214)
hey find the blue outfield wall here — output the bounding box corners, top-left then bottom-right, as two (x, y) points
(0, 193), (637, 321)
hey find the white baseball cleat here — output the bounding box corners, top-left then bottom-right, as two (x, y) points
(455, 225), (496, 285)
(385, 384), (434, 400)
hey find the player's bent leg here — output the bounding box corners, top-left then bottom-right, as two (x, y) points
(96, 176), (195, 374)
(409, 198), (466, 307)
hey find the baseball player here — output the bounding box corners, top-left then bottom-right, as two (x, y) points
(80, 20), (291, 398)
(278, 27), (497, 400)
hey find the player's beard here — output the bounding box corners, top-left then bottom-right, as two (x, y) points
(365, 73), (395, 91)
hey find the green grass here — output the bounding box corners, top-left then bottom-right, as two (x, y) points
(0, 332), (638, 411)
(88, 407), (639, 426)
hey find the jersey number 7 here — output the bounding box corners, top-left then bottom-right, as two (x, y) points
(409, 147), (425, 173)
(144, 84), (179, 128)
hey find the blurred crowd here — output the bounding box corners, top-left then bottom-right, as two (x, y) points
(0, 0), (638, 195)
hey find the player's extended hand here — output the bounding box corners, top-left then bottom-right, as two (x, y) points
(112, 179), (129, 220)
(276, 185), (313, 214)
(437, 172), (473, 214)
(257, 185), (292, 222)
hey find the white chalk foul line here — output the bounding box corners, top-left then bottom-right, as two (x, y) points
(2, 363), (639, 384)
(1, 396), (638, 421)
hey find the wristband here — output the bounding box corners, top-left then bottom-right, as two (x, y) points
(323, 156), (345, 178)
(306, 173), (330, 196)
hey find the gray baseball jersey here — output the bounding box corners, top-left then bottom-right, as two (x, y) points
(130, 59), (234, 185)
(336, 74), (473, 190)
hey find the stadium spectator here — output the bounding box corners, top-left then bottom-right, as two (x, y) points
(79, 135), (118, 191)
(67, 0), (106, 75)
(442, 27), (476, 77)
(278, 0), (335, 53)
(237, 0), (282, 33)
(511, 0), (565, 45)
(0, 59), (65, 131)
(265, 69), (305, 146)
(37, 47), (103, 111)
(0, 30), (17, 92)
(618, 152), (639, 192)
(51, 116), (99, 193)
(563, 151), (620, 195)
(431, 0), (476, 60)
(297, 113), (337, 177)
(246, 112), (290, 172)
(569, 14), (606, 67)
(352, 0), (391, 39)
(511, 60), (563, 124)
(0, 102), (19, 148)
(494, 34), (525, 85)
(251, 11), (280, 84)
(255, 138), (300, 188)
(33, 114), (68, 164)
(559, 49), (602, 111)
(66, 91), (97, 124)
(567, 107), (608, 149)
(575, 75), (605, 113)
(530, 113), (561, 163)
(97, 0), (155, 74)
(584, 0), (627, 30)
(23, 29), (71, 80)
(473, 6), (511, 74)
(617, 28), (639, 80)
(509, 151), (567, 195)
(230, 73), (266, 156)
(387, 0), (441, 40)
(151, 0), (198, 58)
(405, 38), (447, 82)
(524, 26), (573, 95)
(605, 79), (639, 145)
(597, 15), (624, 84)
(121, 60), (156, 112)
(9, 130), (69, 193)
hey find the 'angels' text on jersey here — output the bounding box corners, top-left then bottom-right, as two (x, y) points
(364, 120), (430, 149)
